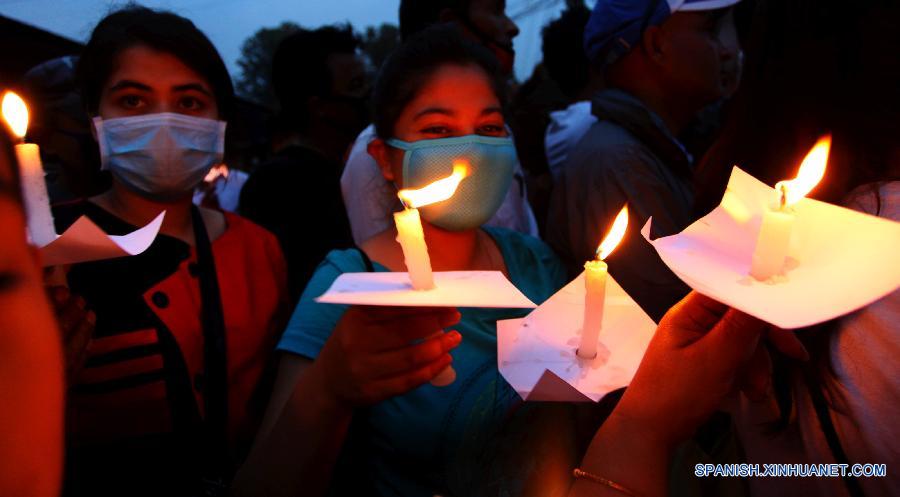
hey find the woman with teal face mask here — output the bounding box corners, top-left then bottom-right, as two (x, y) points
(234, 25), (570, 497)
(55, 8), (289, 496)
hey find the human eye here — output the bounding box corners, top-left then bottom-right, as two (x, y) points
(477, 123), (506, 136)
(420, 125), (452, 136)
(177, 95), (209, 113)
(118, 94), (146, 110)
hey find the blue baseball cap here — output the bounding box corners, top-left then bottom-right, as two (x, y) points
(584, 0), (741, 67)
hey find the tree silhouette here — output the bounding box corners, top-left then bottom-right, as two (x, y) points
(361, 23), (400, 70)
(235, 22), (400, 108)
(235, 21), (300, 108)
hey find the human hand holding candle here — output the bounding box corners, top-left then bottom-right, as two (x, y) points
(578, 205), (628, 360)
(750, 135), (831, 281)
(394, 161), (469, 385)
(2, 91), (56, 247)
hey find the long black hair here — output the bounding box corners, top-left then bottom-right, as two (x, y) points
(372, 24), (506, 140)
(76, 6), (234, 120)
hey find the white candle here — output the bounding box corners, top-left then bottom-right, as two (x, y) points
(750, 191), (794, 280)
(393, 207), (435, 291)
(749, 135), (831, 281)
(3, 92), (56, 247)
(577, 205), (628, 360)
(578, 260), (608, 359)
(15, 143), (56, 247)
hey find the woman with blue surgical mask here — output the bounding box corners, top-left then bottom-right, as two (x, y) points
(233, 25), (570, 497)
(56, 8), (289, 496)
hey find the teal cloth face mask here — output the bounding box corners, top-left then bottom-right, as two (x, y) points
(387, 135), (516, 231)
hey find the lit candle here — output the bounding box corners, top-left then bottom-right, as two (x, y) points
(578, 205), (628, 360)
(750, 135), (830, 281)
(2, 91), (56, 247)
(395, 161), (469, 387)
(395, 161), (469, 291)
(393, 207), (435, 290)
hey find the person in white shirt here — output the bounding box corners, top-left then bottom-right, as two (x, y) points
(545, 100), (597, 180)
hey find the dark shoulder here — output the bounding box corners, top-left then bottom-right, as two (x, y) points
(571, 121), (646, 163)
(223, 211), (279, 244)
(565, 123), (656, 183)
(51, 198), (137, 235)
(51, 198), (90, 232)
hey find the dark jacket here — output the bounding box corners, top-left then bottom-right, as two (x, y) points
(547, 89), (692, 321)
(240, 145), (354, 304)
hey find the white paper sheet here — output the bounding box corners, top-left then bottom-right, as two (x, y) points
(315, 271), (536, 308)
(643, 167), (900, 329)
(39, 211), (165, 267)
(497, 272), (657, 402)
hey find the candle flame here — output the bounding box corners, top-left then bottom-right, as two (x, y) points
(398, 161), (469, 209)
(595, 205), (628, 261)
(775, 134), (831, 207)
(1, 91), (29, 139)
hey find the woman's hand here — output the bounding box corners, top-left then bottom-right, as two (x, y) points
(46, 286), (95, 380)
(572, 293), (778, 497)
(612, 292), (769, 448)
(315, 305), (462, 408)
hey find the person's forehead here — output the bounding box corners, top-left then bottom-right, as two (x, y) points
(107, 44), (211, 90)
(406, 66), (500, 113)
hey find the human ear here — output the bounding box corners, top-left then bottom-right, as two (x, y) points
(641, 25), (666, 64)
(367, 138), (396, 182)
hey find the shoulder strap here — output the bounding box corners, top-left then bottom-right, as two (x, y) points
(191, 206), (231, 494)
(807, 374), (865, 497)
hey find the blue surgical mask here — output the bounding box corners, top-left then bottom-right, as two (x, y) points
(387, 135), (516, 231)
(93, 113), (226, 201)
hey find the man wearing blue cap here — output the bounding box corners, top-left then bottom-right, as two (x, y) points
(547, 0), (741, 321)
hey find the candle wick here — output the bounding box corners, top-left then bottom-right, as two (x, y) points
(779, 184), (788, 211)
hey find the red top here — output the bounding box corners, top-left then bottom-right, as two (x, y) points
(55, 202), (289, 495)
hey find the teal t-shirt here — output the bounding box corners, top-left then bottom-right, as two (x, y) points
(278, 226), (567, 496)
